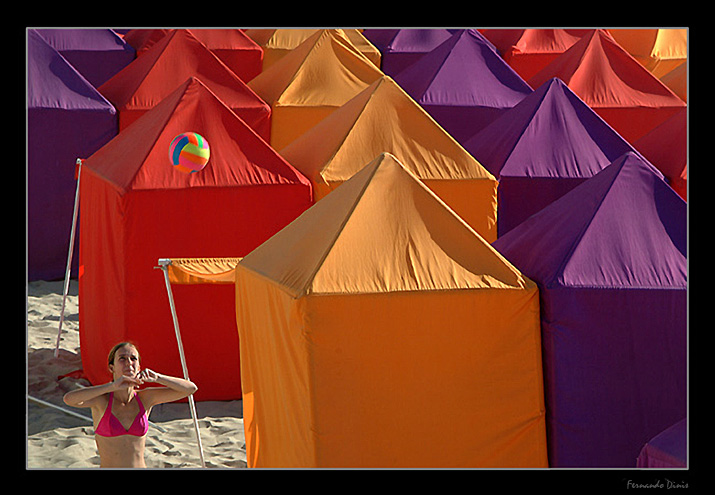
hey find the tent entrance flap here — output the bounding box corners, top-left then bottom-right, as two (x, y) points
(161, 257), (242, 284)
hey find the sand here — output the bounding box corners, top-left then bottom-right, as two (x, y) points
(26, 279), (247, 469)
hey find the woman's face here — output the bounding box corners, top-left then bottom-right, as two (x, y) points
(109, 345), (141, 379)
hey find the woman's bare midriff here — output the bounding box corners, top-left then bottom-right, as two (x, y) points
(96, 435), (147, 468)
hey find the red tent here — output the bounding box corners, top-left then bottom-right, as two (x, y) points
(479, 28), (592, 80)
(123, 29), (263, 83)
(78, 77), (313, 401)
(528, 30), (685, 144)
(99, 29), (271, 141)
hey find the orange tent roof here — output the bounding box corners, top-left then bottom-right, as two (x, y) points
(279, 75), (498, 241)
(248, 29), (384, 150)
(244, 28), (380, 70)
(608, 28), (687, 78)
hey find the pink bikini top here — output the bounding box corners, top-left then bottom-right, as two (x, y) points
(95, 392), (149, 438)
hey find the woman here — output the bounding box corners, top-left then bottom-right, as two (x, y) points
(63, 342), (198, 468)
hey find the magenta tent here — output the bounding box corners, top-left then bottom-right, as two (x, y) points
(492, 152), (687, 467)
(362, 28), (458, 75)
(27, 29), (117, 281)
(35, 29), (136, 88)
(637, 418), (687, 468)
(465, 78), (640, 237)
(394, 29), (532, 145)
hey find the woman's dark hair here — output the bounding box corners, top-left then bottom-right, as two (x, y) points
(107, 342), (140, 370)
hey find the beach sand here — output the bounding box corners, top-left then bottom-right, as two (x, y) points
(27, 279), (247, 469)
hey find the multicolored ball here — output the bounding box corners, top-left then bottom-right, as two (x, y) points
(169, 132), (210, 173)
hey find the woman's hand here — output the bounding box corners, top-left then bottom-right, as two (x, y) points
(111, 373), (143, 390)
(138, 368), (161, 383)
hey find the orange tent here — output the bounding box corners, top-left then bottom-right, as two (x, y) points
(528, 30), (686, 144)
(608, 28), (687, 79)
(480, 28), (592, 80)
(248, 29), (384, 150)
(79, 77), (312, 401)
(279, 75), (498, 242)
(99, 29), (271, 140)
(234, 153), (547, 468)
(244, 28), (380, 70)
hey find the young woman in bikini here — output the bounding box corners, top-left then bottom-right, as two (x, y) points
(63, 342), (198, 468)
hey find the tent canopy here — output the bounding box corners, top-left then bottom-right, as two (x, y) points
(244, 28), (380, 70)
(528, 30), (686, 143)
(236, 153), (546, 467)
(608, 28), (687, 78)
(279, 75), (498, 241)
(99, 29), (271, 139)
(78, 76), (312, 401)
(393, 29), (532, 144)
(364, 28), (459, 75)
(479, 28), (593, 80)
(27, 29), (117, 281)
(248, 29), (384, 150)
(35, 28), (136, 87)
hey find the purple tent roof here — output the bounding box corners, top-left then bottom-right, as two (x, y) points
(28, 30), (117, 281)
(465, 77), (638, 179)
(492, 151), (685, 289)
(492, 152), (686, 467)
(637, 418), (687, 468)
(393, 29), (532, 143)
(365, 28), (458, 75)
(35, 29), (135, 88)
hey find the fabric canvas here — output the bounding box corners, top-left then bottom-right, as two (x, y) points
(608, 28), (687, 79)
(394, 29), (532, 145)
(248, 29), (384, 151)
(235, 153), (547, 467)
(363, 28), (459, 75)
(279, 75), (498, 242)
(27, 29), (118, 281)
(78, 77), (312, 401)
(98, 29), (271, 140)
(35, 28), (136, 88)
(528, 30), (686, 144)
(465, 78), (640, 236)
(637, 418), (687, 468)
(492, 152), (686, 467)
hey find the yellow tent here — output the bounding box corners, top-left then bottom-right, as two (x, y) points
(248, 29), (384, 151)
(234, 153), (547, 468)
(244, 28), (381, 70)
(608, 28), (687, 79)
(279, 75), (498, 242)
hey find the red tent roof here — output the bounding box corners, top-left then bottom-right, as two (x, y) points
(528, 29), (685, 143)
(98, 29), (270, 138)
(87, 76), (308, 193)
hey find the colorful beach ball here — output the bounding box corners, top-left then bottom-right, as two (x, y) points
(169, 132), (210, 174)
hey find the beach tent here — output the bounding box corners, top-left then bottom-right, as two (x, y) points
(634, 106), (687, 200)
(235, 152), (547, 468)
(393, 29), (533, 145)
(660, 61), (687, 102)
(78, 76), (312, 401)
(362, 29), (458, 75)
(27, 29), (117, 281)
(608, 28), (687, 79)
(35, 29), (136, 88)
(279, 75), (498, 242)
(479, 29), (593, 81)
(464, 78), (639, 237)
(248, 29), (383, 151)
(492, 152), (687, 467)
(98, 29), (271, 140)
(244, 28), (380, 71)
(123, 29), (263, 83)
(637, 418), (687, 468)
(528, 30), (686, 144)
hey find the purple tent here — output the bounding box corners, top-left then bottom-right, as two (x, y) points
(35, 29), (135, 88)
(393, 29), (532, 145)
(492, 152), (687, 467)
(362, 28), (457, 75)
(637, 418), (687, 468)
(28, 30), (117, 281)
(465, 78), (640, 237)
